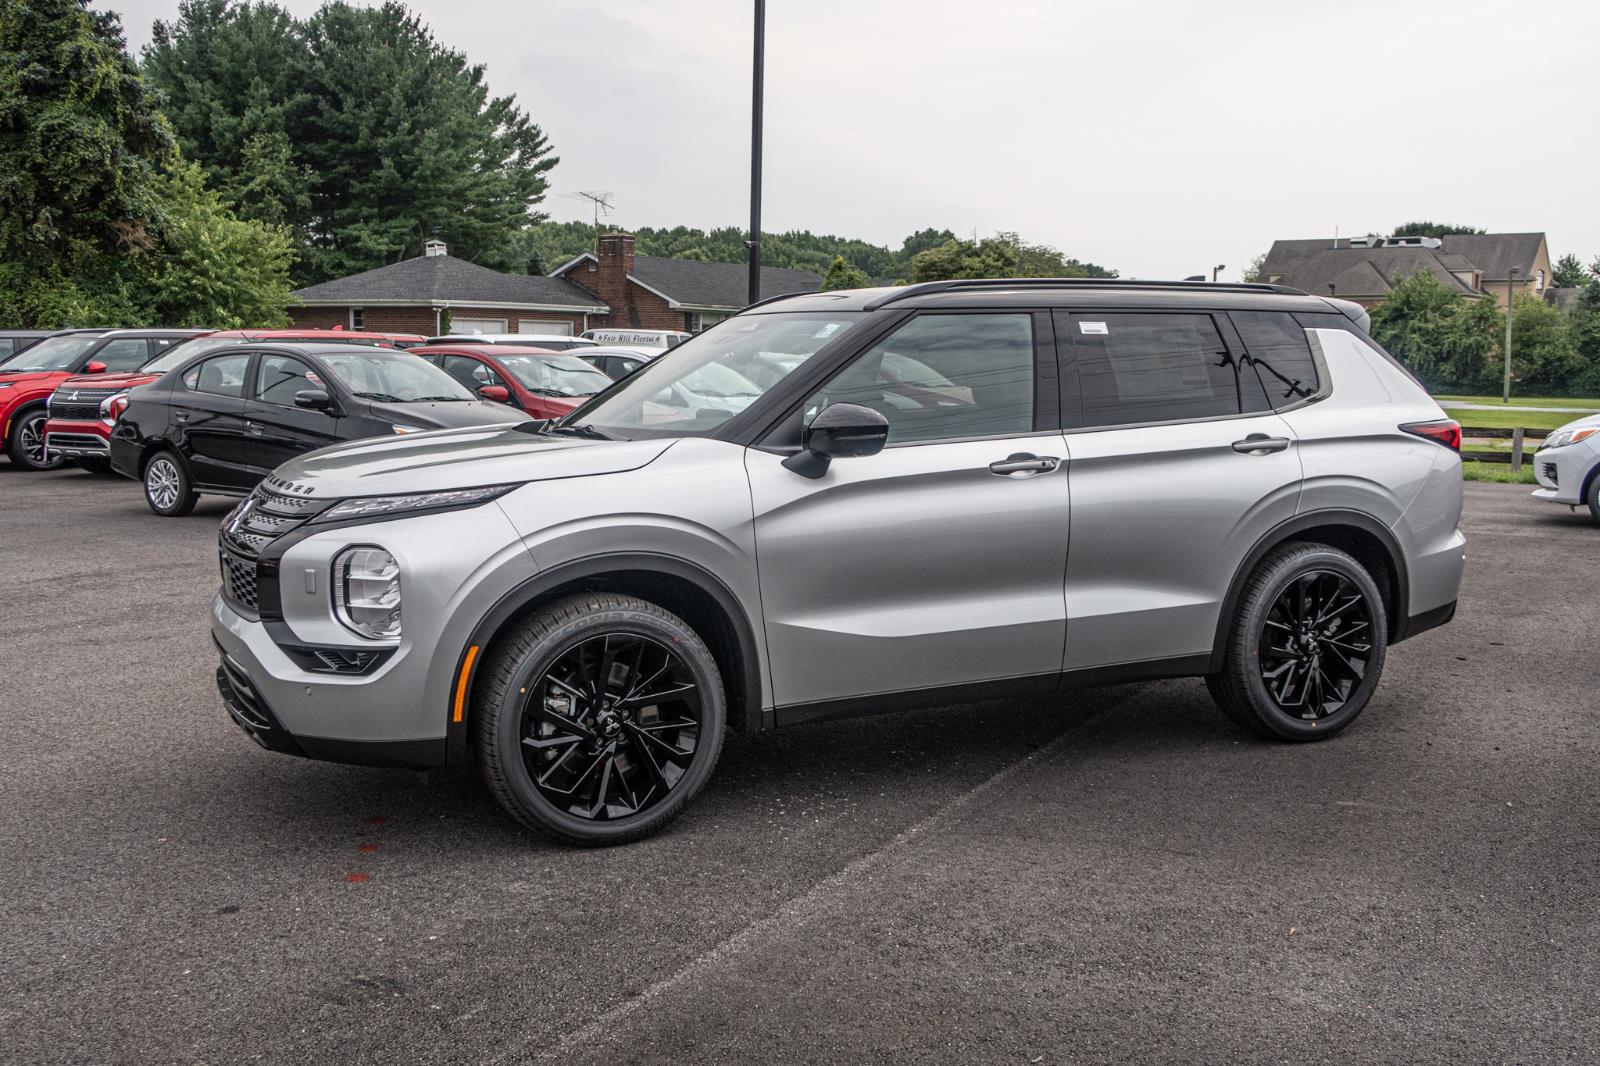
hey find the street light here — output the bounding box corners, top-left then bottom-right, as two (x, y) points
(747, 0), (765, 306)
(1212, 264), (1226, 282)
(1502, 267), (1518, 404)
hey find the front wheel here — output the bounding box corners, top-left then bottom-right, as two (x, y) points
(474, 593), (726, 846)
(143, 451), (198, 517)
(1207, 542), (1388, 741)
(6, 409), (64, 470)
(1586, 470), (1600, 524)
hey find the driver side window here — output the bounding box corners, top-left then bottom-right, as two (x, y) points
(805, 313), (1036, 445)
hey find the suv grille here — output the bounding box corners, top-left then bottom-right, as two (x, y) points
(218, 477), (336, 615)
(48, 387), (116, 422)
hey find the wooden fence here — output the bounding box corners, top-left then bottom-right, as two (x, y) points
(1459, 425), (1548, 472)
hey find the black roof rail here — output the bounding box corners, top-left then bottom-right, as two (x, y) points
(859, 277), (1308, 310)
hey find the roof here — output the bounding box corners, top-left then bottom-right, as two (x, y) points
(292, 255), (610, 311)
(1440, 233), (1547, 281)
(1261, 233), (1547, 298)
(754, 280), (1347, 317)
(555, 253), (822, 309)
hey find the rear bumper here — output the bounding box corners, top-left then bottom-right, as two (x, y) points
(43, 419), (110, 458)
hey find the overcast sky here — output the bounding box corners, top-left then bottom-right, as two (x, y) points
(110, 0), (1597, 280)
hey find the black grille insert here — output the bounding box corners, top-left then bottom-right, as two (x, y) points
(220, 550), (259, 612)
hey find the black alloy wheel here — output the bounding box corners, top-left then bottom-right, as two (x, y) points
(1257, 570), (1374, 720)
(1207, 542), (1387, 741)
(7, 409), (63, 470)
(522, 632), (703, 820)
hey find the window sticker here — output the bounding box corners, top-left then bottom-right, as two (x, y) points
(1079, 321), (1109, 335)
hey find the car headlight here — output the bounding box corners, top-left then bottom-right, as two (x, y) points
(333, 546), (401, 639)
(1542, 427), (1597, 450)
(311, 484), (517, 524)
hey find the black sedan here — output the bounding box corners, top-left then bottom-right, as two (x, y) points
(110, 342), (530, 516)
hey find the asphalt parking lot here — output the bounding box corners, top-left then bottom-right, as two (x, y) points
(3, 467), (1597, 1065)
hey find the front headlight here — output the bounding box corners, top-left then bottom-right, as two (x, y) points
(312, 484), (517, 524)
(334, 546), (401, 639)
(1542, 427), (1597, 450)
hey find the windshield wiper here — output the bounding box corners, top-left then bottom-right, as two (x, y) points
(411, 394), (468, 402)
(549, 422), (612, 440)
(350, 391), (404, 402)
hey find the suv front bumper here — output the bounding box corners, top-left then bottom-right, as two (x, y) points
(43, 418), (111, 459)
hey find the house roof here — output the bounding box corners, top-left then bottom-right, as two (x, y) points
(1439, 233), (1546, 281)
(555, 253), (823, 309)
(292, 254), (609, 311)
(1261, 233), (1547, 298)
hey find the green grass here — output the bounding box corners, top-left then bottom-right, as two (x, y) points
(1461, 461), (1537, 485)
(1435, 394), (1600, 409)
(1444, 406), (1576, 432)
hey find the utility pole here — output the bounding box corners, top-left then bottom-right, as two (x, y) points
(746, 0), (765, 306)
(1502, 267), (1518, 404)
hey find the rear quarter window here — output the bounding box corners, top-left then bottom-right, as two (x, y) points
(1230, 311), (1320, 412)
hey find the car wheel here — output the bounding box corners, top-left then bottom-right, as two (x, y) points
(143, 451), (198, 517)
(1206, 542), (1388, 741)
(474, 592), (726, 846)
(1586, 470), (1600, 524)
(75, 457), (114, 476)
(6, 409), (64, 470)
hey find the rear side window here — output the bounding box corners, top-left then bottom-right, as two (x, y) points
(182, 353), (251, 398)
(1064, 313), (1238, 428)
(1230, 311), (1320, 411)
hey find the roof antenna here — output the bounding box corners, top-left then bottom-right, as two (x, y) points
(564, 190), (616, 228)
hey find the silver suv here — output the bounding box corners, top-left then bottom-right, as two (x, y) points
(211, 280), (1465, 845)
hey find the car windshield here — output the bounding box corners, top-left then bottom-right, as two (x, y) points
(0, 334), (103, 373)
(319, 349), (476, 402)
(494, 354), (614, 397)
(570, 312), (862, 438)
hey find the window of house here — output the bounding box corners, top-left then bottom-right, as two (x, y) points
(1067, 313), (1239, 428)
(350, 308), (364, 330)
(1230, 311), (1320, 412)
(182, 353), (251, 398)
(806, 313), (1035, 445)
(1537, 270), (1546, 292)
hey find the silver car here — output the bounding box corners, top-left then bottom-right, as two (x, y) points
(1531, 413), (1600, 521)
(211, 279), (1465, 845)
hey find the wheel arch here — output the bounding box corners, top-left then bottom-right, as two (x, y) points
(446, 552), (766, 767)
(1208, 509), (1408, 672)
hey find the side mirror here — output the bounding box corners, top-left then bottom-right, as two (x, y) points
(83, 361), (107, 375)
(478, 384), (511, 404)
(781, 402), (889, 479)
(294, 388), (332, 410)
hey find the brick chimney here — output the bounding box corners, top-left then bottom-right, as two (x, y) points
(595, 231), (635, 284)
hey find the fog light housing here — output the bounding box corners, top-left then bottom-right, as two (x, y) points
(333, 546), (401, 639)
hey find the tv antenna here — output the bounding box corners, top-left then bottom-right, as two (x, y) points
(565, 190), (616, 227)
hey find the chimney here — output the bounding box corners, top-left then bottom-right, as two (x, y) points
(595, 231), (636, 277)
(423, 239), (448, 257)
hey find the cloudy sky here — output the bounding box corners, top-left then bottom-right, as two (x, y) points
(111, 0), (1597, 280)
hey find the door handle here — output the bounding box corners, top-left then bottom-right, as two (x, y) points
(246, 421), (264, 436)
(989, 453), (1061, 476)
(173, 412), (189, 423)
(1232, 435), (1290, 454)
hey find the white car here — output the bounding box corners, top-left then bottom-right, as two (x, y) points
(580, 328), (690, 349)
(1532, 413), (1600, 521)
(425, 333), (598, 352)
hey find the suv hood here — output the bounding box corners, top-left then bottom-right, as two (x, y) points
(0, 369), (70, 387)
(271, 424), (677, 498)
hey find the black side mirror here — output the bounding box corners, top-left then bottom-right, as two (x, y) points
(294, 388), (332, 410)
(781, 402), (889, 479)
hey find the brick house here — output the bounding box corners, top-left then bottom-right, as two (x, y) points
(288, 240), (610, 336)
(1259, 232), (1553, 309)
(550, 232), (823, 332)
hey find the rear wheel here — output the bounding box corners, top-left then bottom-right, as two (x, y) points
(6, 409), (63, 470)
(474, 593), (726, 846)
(1207, 542), (1387, 741)
(143, 451), (197, 517)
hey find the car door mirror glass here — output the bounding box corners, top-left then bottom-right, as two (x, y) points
(294, 388), (332, 410)
(782, 402), (889, 479)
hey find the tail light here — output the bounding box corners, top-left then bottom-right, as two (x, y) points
(1401, 419), (1461, 452)
(101, 392), (130, 423)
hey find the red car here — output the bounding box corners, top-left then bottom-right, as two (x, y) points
(411, 343), (615, 419)
(3, 329), (206, 471)
(40, 328), (424, 473)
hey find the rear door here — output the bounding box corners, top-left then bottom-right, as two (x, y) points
(1056, 310), (1302, 671)
(243, 352), (342, 475)
(173, 351), (255, 489)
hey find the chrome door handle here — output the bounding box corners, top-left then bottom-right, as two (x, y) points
(173, 412), (190, 423)
(1232, 435), (1290, 454)
(246, 421), (264, 435)
(989, 453), (1060, 475)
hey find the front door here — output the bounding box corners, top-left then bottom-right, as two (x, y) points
(244, 353), (341, 475)
(747, 311), (1070, 712)
(1056, 310), (1304, 670)
(173, 352), (254, 489)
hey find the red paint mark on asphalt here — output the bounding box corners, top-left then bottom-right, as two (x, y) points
(365, 816), (386, 825)
(345, 873), (371, 883)
(358, 843), (380, 853)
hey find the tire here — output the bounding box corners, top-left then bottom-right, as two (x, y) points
(1586, 470), (1600, 524)
(1206, 542), (1388, 742)
(6, 408), (64, 470)
(474, 592), (726, 846)
(75, 457), (113, 476)
(142, 450), (198, 517)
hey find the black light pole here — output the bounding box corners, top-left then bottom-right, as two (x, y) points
(747, 0), (765, 306)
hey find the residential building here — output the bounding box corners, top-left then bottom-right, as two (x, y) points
(1258, 232), (1552, 309)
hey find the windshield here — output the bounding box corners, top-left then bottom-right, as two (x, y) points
(494, 354), (613, 397)
(0, 334), (103, 373)
(319, 350), (476, 402)
(571, 312), (862, 437)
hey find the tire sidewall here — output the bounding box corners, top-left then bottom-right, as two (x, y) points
(10, 409), (62, 470)
(488, 606), (725, 843)
(143, 450), (191, 516)
(1240, 548), (1388, 740)
(1587, 469), (1600, 524)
